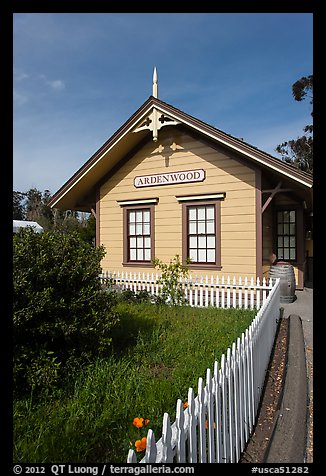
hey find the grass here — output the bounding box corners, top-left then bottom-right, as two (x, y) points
(14, 301), (255, 463)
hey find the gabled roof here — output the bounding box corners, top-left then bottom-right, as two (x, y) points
(48, 96), (313, 211)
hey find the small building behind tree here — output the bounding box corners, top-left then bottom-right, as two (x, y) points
(13, 220), (44, 234)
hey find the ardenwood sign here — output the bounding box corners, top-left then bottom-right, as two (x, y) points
(134, 169), (205, 188)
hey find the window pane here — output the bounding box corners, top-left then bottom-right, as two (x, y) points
(290, 224), (296, 235)
(283, 249), (289, 260)
(290, 237), (296, 247)
(277, 212), (283, 223)
(136, 211), (143, 222)
(137, 249), (144, 260)
(278, 237), (283, 247)
(189, 236), (197, 248)
(290, 249), (296, 260)
(143, 210), (150, 222)
(198, 249), (206, 262)
(198, 222), (205, 234)
(284, 236), (289, 247)
(137, 236), (143, 248)
(189, 222), (197, 234)
(278, 224), (283, 234)
(144, 237), (151, 248)
(207, 236), (215, 248)
(144, 248), (151, 261)
(283, 224), (289, 234)
(189, 208), (196, 220)
(198, 236), (206, 248)
(207, 249), (215, 262)
(189, 249), (197, 262)
(143, 224), (150, 235)
(206, 221), (214, 234)
(278, 250), (283, 259)
(136, 223), (142, 235)
(206, 206), (214, 220)
(283, 211), (290, 222)
(129, 223), (135, 235)
(130, 237), (136, 248)
(197, 208), (205, 220)
(129, 211), (136, 223)
(130, 249), (137, 260)
(289, 211), (296, 222)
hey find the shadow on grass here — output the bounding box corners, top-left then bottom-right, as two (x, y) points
(109, 305), (159, 356)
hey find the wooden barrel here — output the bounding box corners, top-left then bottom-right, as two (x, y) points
(269, 261), (296, 303)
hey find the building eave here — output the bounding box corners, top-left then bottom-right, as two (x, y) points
(49, 96), (313, 211)
(150, 98), (313, 189)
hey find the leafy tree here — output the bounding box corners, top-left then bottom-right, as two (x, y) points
(13, 191), (26, 220)
(24, 187), (45, 221)
(78, 214), (96, 245)
(13, 187), (53, 229)
(276, 75), (313, 173)
(13, 188), (96, 243)
(13, 228), (119, 396)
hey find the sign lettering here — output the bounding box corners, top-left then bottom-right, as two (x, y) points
(134, 169), (205, 188)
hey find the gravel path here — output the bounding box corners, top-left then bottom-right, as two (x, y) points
(241, 287), (313, 463)
(281, 288), (313, 463)
(240, 317), (288, 463)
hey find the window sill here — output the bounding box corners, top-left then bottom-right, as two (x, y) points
(187, 264), (222, 270)
(122, 262), (154, 268)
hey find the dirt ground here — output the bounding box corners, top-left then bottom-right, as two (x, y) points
(240, 317), (289, 463)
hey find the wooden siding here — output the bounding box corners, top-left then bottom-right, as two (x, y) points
(99, 129), (257, 280)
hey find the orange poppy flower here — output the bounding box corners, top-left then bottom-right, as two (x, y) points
(135, 437), (147, 452)
(183, 402), (188, 408)
(145, 419), (150, 426)
(204, 420), (216, 429)
(133, 417), (144, 428)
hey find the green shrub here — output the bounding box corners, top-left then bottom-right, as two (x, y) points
(13, 228), (119, 397)
(152, 254), (190, 306)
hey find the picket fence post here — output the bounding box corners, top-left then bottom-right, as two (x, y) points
(161, 413), (173, 463)
(176, 399), (185, 463)
(198, 377), (206, 463)
(187, 387), (197, 463)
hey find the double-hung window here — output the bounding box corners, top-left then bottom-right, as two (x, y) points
(180, 196), (223, 270)
(128, 208), (151, 262)
(188, 205), (216, 263)
(120, 200), (156, 266)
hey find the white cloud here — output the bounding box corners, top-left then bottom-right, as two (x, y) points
(48, 79), (65, 91)
(39, 74), (65, 91)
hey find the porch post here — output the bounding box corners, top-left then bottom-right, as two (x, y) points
(256, 170), (263, 280)
(297, 207), (305, 290)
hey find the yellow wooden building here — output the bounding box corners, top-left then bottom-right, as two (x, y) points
(49, 70), (313, 289)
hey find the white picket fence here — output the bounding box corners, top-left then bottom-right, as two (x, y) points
(99, 271), (274, 310)
(123, 276), (280, 463)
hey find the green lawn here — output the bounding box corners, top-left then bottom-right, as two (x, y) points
(14, 302), (255, 463)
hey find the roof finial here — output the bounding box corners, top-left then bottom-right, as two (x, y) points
(153, 66), (158, 98)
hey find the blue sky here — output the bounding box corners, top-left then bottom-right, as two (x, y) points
(13, 13), (313, 195)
